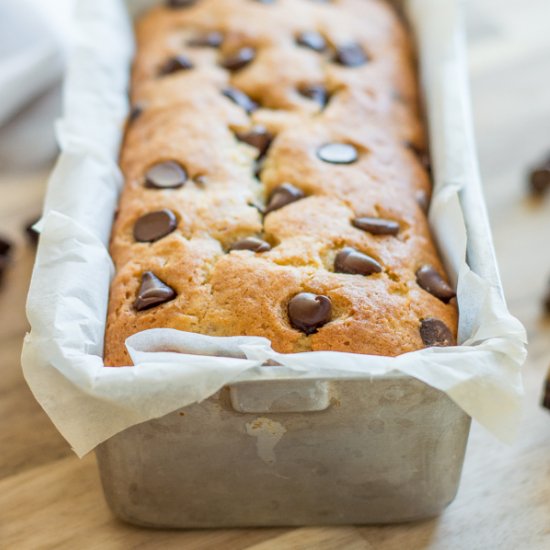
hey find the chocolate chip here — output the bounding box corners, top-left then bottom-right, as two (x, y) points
(0, 236), (12, 257)
(264, 183), (305, 214)
(296, 31), (326, 52)
(221, 47), (256, 71)
(543, 281), (550, 314)
(222, 87), (258, 114)
(229, 237), (271, 252)
(352, 216), (400, 236)
(167, 0), (196, 7)
(145, 161), (187, 189)
(298, 84), (329, 107)
(159, 55), (194, 76)
(236, 126), (273, 157)
(0, 236), (12, 286)
(416, 190), (430, 214)
(288, 292), (332, 334)
(416, 265), (456, 302)
(0, 255), (9, 287)
(542, 377), (550, 410)
(334, 43), (368, 67)
(134, 271), (176, 311)
(133, 209), (178, 242)
(128, 103), (145, 123)
(335, 247), (382, 276)
(187, 31), (223, 48)
(317, 143), (358, 164)
(530, 165), (550, 196)
(420, 318), (455, 347)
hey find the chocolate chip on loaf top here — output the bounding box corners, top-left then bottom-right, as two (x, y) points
(105, 0), (458, 366)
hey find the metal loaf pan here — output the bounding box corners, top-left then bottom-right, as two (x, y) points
(96, 0), (487, 527)
(97, 378), (470, 527)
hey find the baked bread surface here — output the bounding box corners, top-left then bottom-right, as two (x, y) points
(105, 0), (458, 366)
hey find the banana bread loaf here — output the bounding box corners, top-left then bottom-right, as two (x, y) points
(104, 0), (458, 366)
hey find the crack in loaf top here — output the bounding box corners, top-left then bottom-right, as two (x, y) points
(104, 0), (458, 366)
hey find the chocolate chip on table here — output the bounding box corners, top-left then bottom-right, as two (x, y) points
(167, 0), (197, 8)
(352, 216), (400, 236)
(222, 87), (258, 114)
(134, 271), (176, 311)
(416, 265), (456, 303)
(296, 31), (327, 52)
(0, 236), (12, 287)
(133, 209), (178, 243)
(317, 142), (358, 164)
(187, 31), (223, 48)
(298, 84), (329, 107)
(529, 162), (550, 197)
(543, 280), (550, 314)
(145, 161), (187, 189)
(236, 126), (273, 157)
(221, 47), (256, 71)
(264, 183), (305, 214)
(229, 237), (271, 252)
(335, 247), (382, 276)
(542, 377), (550, 411)
(288, 292), (332, 334)
(420, 318), (455, 347)
(0, 236), (12, 256)
(334, 43), (368, 67)
(0, 255), (9, 287)
(158, 55), (194, 75)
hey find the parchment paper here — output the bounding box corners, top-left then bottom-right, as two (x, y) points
(21, 0), (527, 457)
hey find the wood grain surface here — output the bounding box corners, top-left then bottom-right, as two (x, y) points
(1, 0), (550, 548)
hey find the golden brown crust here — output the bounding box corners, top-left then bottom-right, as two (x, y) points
(104, 0), (458, 366)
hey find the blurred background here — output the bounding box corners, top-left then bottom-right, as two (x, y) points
(1, 0), (549, 548)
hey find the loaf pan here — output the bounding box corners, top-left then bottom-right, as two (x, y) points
(97, 376), (469, 526)
(95, 0), (486, 527)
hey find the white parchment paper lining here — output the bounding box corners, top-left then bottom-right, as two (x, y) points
(21, 0), (527, 457)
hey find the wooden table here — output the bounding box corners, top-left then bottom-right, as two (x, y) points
(1, 0), (550, 548)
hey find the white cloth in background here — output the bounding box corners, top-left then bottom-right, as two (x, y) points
(0, 0), (72, 125)
(0, 0), (73, 169)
